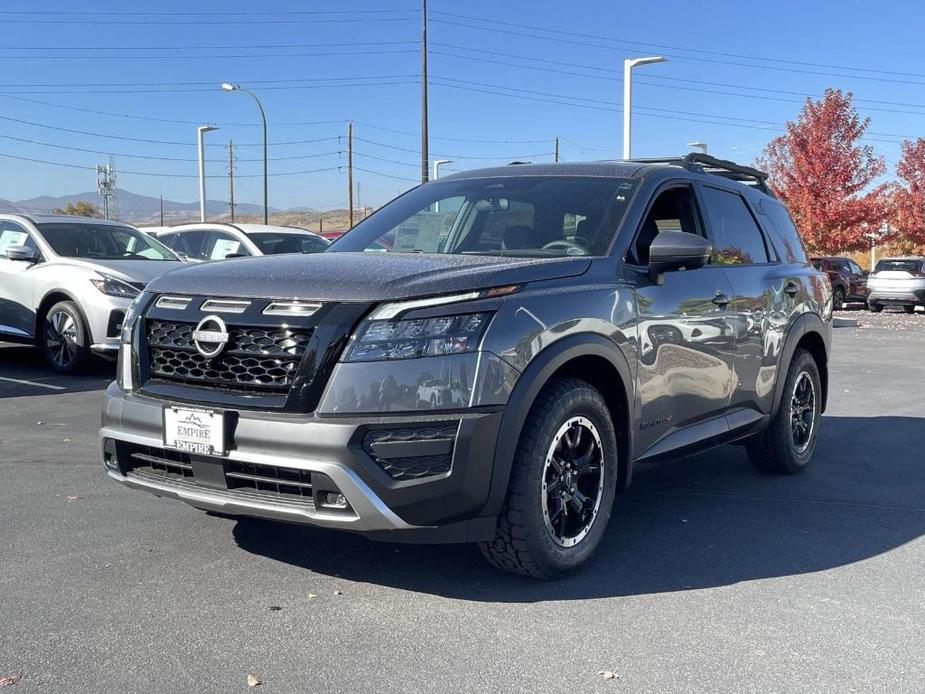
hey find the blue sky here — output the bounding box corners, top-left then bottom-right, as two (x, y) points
(1, 0), (924, 211)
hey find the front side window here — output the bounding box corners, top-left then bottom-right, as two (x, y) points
(37, 222), (176, 260)
(700, 187), (769, 265)
(330, 176), (638, 257)
(0, 222), (37, 256)
(206, 231), (250, 260)
(629, 186), (701, 266)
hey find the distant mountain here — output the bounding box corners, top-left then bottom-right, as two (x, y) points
(14, 188), (271, 224)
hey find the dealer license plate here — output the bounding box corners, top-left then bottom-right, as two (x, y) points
(163, 406), (226, 456)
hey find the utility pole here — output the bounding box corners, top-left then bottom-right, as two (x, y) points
(347, 121), (354, 229)
(356, 180), (362, 221)
(227, 140), (236, 222)
(319, 217), (323, 235)
(97, 158), (116, 220)
(159, 195), (164, 226)
(554, 137), (559, 163)
(420, 0), (429, 184)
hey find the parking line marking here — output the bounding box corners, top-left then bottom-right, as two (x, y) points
(0, 376), (66, 391)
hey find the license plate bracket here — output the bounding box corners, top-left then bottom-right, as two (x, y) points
(163, 406), (226, 456)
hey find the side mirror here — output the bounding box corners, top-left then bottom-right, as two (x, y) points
(5, 245), (38, 263)
(648, 230), (712, 283)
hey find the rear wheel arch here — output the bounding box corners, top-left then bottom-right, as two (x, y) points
(482, 334), (634, 518)
(771, 313), (829, 418)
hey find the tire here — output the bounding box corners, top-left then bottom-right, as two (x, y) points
(746, 348), (821, 474)
(903, 305), (915, 314)
(832, 286), (845, 311)
(868, 303), (883, 313)
(479, 378), (619, 579)
(41, 300), (91, 374)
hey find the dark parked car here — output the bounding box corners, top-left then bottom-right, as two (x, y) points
(100, 154), (832, 578)
(810, 256), (867, 309)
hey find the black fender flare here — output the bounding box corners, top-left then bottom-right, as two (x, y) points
(481, 333), (635, 518)
(770, 312), (830, 418)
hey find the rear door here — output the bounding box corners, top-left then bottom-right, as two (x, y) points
(697, 185), (799, 415)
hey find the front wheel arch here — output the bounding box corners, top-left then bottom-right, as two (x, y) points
(482, 335), (634, 519)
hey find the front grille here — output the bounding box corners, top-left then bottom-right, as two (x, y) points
(362, 423), (458, 481)
(121, 444), (320, 507)
(146, 319), (313, 392)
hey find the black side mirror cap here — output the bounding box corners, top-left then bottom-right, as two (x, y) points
(648, 230), (712, 284)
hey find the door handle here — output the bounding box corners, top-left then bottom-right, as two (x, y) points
(784, 281), (799, 296)
(712, 292), (730, 309)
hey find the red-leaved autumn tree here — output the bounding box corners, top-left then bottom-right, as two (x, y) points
(758, 89), (888, 254)
(892, 138), (925, 253)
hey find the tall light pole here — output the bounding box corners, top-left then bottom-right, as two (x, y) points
(432, 159), (451, 180)
(221, 82), (268, 224)
(197, 125), (218, 223)
(688, 141), (708, 154)
(622, 56), (666, 160)
(432, 159), (451, 212)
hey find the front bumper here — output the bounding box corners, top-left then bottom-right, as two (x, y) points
(101, 383), (503, 541)
(83, 292), (133, 353)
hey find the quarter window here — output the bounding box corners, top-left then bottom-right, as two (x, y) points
(700, 187), (769, 265)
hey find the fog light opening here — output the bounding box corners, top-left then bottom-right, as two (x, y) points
(320, 492), (349, 510)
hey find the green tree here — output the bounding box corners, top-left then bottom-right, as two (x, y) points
(52, 201), (101, 218)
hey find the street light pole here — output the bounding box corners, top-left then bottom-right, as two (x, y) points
(622, 56), (666, 160)
(197, 125), (218, 223)
(432, 159), (451, 181)
(221, 82), (268, 224)
(687, 141), (708, 154)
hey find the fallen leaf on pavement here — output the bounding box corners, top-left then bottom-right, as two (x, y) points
(307, 593), (318, 600)
(599, 671), (620, 680)
(246, 674), (261, 687)
(334, 590), (343, 595)
(269, 605), (282, 611)
(0, 675), (19, 687)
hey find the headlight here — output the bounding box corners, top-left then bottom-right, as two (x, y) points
(120, 291), (145, 344)
(344, 312), (492, 362)
(90, 274), (141, 299)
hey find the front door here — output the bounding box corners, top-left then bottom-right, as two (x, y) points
(0, 221), (40, 339)
(628, 184), (738, 456)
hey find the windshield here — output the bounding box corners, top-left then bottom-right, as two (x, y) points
(329, 176), (638, 257)
(247, 231), (330, 255)
(38, 222), (177, 260)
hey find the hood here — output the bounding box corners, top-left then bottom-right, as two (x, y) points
(145, 252), (592, 302)
(56, 258), (182, 285)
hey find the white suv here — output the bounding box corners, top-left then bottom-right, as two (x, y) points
(148, 223), (329, 262)
(0, 214), (181, 372)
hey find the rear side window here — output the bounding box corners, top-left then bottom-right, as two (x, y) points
(699, 186), (769, 265)
(761, 201), (807, 263)
(874, 259), (924, 274)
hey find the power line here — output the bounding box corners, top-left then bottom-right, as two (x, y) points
(0, 40), (416, 51)
(432, 10), (925, 83)
(0, 48), (417, 61)
(0, 8), (418, 16)
(0, 17), (416, 26)
(0, 79), (420, 96)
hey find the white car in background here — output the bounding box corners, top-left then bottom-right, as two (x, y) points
(866, 256), (925, 313)
(150, 223), (329, 262)
(0, 214), (182, 372)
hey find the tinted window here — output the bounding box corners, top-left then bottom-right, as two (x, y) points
(700, 187), (769, 265)
(168, 230), (209, 259)
(37, 222), (175, 260)
(874, 259), (924, 274)
(761, 201), (807, 263)
(631, 186), (701, 265)
(248, 231), (329, 255)
(330, 176), (638, 257)
(847, 260), (863, 274)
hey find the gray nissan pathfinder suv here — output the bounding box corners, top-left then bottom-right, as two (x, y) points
(100, 155), (832, 578)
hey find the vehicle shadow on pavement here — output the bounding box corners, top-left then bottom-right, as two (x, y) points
(233, 414), (925, 601)
(0, 344), (113, 398)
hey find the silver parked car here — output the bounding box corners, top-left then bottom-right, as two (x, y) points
(149, 223), (329, 262)
(866, 256), (925, 313)
(0, 214), (182, 372)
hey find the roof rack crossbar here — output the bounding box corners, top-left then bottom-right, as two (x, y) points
(629, 154), (774, 196)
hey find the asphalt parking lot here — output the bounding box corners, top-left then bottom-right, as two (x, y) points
(1, 312), (924, 694)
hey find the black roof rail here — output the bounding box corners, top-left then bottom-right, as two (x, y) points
(630, 153), (775, 197)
